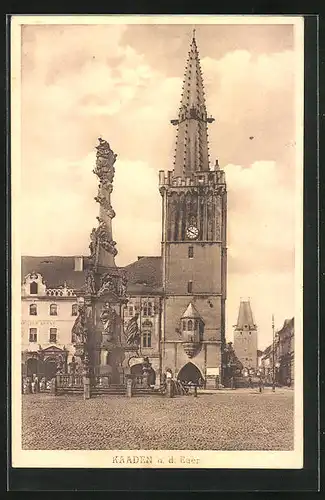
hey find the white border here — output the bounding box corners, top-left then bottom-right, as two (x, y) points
(11, 15), (304, 469)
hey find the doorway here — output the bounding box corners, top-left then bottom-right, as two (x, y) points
(177, 362), (204, 386)
(26, 358), (38, 378)
(44, 358), (57, 380)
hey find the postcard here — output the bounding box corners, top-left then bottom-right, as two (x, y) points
(11, 14), (304, 469)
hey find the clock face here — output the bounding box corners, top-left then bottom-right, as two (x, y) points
(186, 225), (199, 240)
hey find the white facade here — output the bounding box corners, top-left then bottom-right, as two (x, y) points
(21, 272), (77, 364)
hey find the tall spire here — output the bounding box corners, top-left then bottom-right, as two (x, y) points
(171, 30), (214, 178)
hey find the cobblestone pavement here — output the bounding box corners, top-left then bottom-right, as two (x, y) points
(22, 390), (294, 450)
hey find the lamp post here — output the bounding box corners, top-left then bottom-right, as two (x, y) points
(272, 314), (276, 392)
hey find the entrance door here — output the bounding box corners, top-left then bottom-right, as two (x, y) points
(26, 358), (38, 378)
(177, 362), (204, 385)
(44, 358), (57, 380)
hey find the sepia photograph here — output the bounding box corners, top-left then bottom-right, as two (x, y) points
(11, 15), (304, 469)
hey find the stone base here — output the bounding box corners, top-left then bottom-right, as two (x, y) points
(205, 376), (218, 390)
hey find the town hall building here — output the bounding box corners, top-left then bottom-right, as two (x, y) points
(21, 33), (227, 387)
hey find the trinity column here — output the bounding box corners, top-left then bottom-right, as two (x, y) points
(71, 139), (139, 383)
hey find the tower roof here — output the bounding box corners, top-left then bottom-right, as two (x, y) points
(181, 302), (204, 322)
(171, 30), (214, 177)
(235, 300), (257, 330)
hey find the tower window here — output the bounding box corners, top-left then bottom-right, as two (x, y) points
(50, 304), (58, 316)
(49, 328), (57, 343)
(29, 328), (37, 342)
(188, 246), (194, 258)
(29, 304), (37, 316)
(182, 320), (187, 331)
(187, 281), (193, 293)
(30, 282), (38, 295)
(188, 319), (193, 331)
(71, 304), (78, 316)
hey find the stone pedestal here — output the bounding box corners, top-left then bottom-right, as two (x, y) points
(50, 377), (57, 395)
(126, 378), (133, 397)
(166, 379), (174, 398)
(83, 376), (90, 399)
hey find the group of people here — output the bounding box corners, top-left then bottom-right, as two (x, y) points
(22, 374), (51, 394)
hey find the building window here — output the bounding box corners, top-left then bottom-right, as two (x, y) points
(128, 305), (134, 316)
(29, 328), (37, 342)
(182, 320), (187, 331)
(187, 281), (193, 293)
(188, 319), (193, 331)
(71, 304), (78, 316)
(30, 282), (38, 295)
(50, 304), (58, 316)
(143, 302), (153, 317)
(142, 330), (152, 348)
(29, 304), (37, 316)
(49, 328), (57, 343)
(188, 246), (194, 258)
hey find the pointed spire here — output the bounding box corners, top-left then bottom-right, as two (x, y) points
(171, 31), (214, 178)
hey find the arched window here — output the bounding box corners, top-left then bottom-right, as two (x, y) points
(29, 304), (37, 316)
(30, 282), (38, 295)
(188, 319), (193, 331)
(182, 320), (187, 331)
(50, 304), (58, 316)
(71, 304), (78, 316)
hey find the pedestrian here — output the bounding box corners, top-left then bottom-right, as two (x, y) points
(34, 374), (39, 393)
(258, 375), (264, 393)
(248, 376), (252, 389)
(39, 377), (46, 391)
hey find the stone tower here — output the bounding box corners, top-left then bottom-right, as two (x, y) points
(233, 300), (258, 371)
(159, 31), (227, 387)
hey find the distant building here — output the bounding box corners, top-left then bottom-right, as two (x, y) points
(233, 300), (258, 371)
(277, 318), (294, 386)
(260, 317), (294, 386)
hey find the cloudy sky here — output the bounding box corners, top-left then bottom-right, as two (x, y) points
(19, 18), (302, 350)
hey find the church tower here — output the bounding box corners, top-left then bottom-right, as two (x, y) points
(159, 31), (227, 387)
(233, 300), (258, 371)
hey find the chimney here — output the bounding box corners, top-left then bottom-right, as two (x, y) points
(74, 256), (83, 271)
